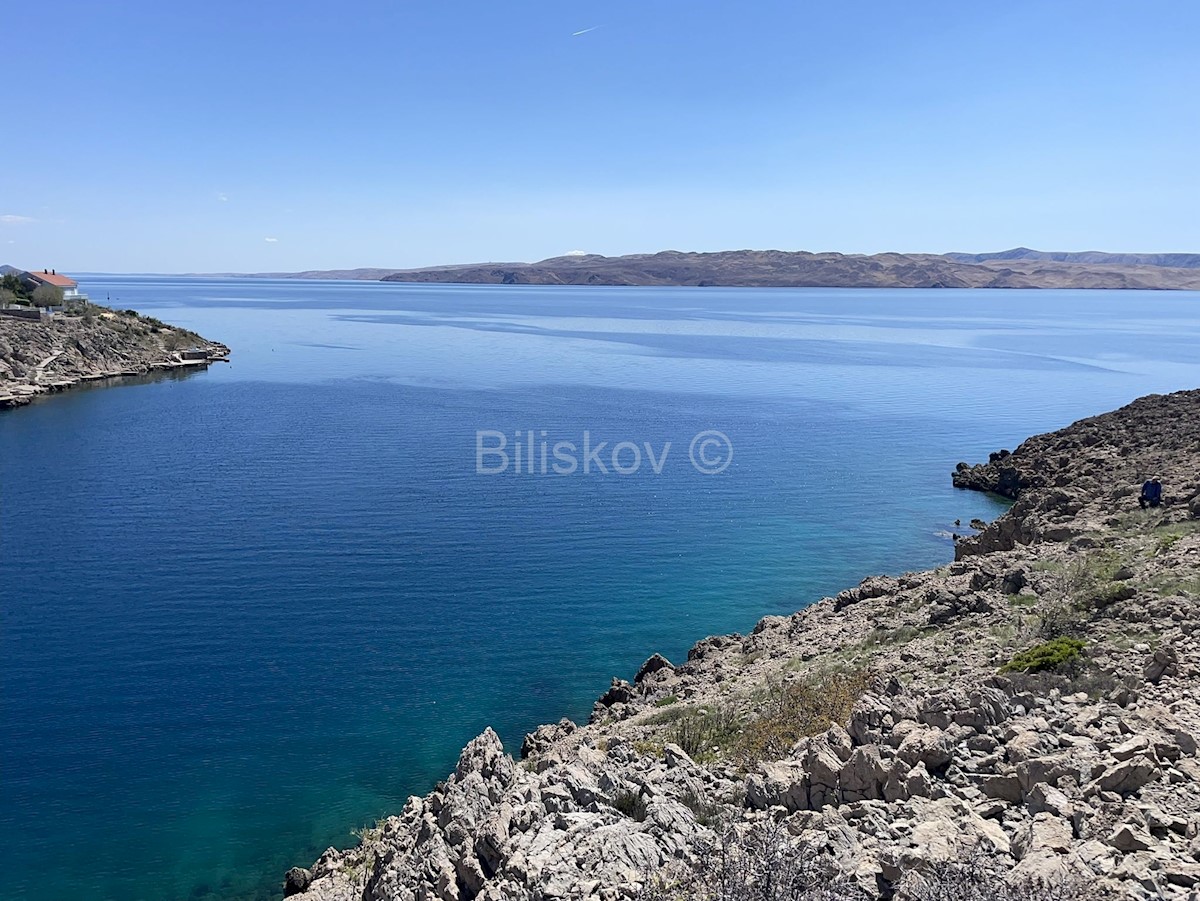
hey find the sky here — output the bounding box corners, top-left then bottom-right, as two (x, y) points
(2, 0), (1198, 272)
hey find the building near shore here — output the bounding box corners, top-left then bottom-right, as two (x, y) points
(21, 269), (88, 302)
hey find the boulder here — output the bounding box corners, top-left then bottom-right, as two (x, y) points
(744, 761), (807, 812)
(1106, 824), (1154, 853)
(905, 762), (934, 799)
(1144, 644), (1179, 683)
(848, 693), (892, 746)
(897, 727), (954, 772)
(597, 678), (635, 707)
(1026, 783), (1074, 821)
(283, 867), (313, 897)
(839, 745), (888, 802)
(634, 654), (673, 684)
(1110, 735), (1150, 762)
(1012, 812), (1073, 860)
(521, 719), (577, 760)
(980, 773), (1023, 804)
(1095, 756), (1160, 796)
(662, 742), (693, 769)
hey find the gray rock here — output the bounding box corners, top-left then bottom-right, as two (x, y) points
(662, 742), (693, 769)
(283, 867), (313, 897)
(1110, 735), (1150, 761)
(1026, 783), (1074, 820)
(634, 654), (673, 684)
(905, 762), (934, 799)
(1095, 756), (1160, 796)
(839, 745), (888, 802)
(1012, 812), (1073, 860)
(980, 772), (1023, 803)
(1106, 824), (1154, 853)
(897, 727), (954, 772)
(1144, 644), (1179, 683)
(521, 719), (577, 760)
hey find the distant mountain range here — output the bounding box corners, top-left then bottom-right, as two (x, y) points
(230, 248), (1200, 290)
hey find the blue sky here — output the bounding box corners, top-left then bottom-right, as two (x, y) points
(2, 1), (1198, 272)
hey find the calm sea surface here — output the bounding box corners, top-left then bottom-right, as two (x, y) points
(3, 279), (1199, 901)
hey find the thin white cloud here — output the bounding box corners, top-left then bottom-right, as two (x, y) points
(571, 25), (601, 36)
(264, 236), (279, 243)
(565, 249), (587, 256)
(217, 192), (229, 202)
(1, 214), (35, 225)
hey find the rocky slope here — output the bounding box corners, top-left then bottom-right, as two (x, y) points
(283, 389), (1200, 901)
(0, 308), (228, 409)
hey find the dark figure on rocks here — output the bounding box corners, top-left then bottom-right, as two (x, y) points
(1139, 478), (1163, 509)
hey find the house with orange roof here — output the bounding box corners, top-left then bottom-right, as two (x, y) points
(21, 269), (87, 302)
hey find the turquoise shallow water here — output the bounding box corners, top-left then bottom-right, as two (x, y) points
(3, 280), (1199, 901)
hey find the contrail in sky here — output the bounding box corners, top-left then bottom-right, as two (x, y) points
(571, 26), (601, 36)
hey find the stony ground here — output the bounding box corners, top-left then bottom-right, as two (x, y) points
(0, 308), (228, 408)
(284, 389), (1200, 901)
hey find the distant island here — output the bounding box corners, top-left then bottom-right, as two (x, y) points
(227, 248), (1200, 290)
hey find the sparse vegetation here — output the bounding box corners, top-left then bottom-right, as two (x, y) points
(669, 704), (744, 763)
(862, 624), (923, 647)
(642, 703), (692, 727)
(1031, 548), (1136, 639)
(632, 739), (664, 758)
(735, 668), (870, 765)
(679, 788), (728, 829)
(634, 826), (1112, 901)
(1146, 573), (1200, 598)
(611, 789), (648, 822)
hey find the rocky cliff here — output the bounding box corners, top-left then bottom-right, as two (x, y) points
(0, 308), (228, 409)
(283, 390), (1200, 901)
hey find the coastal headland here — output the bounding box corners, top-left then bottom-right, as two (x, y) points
(0, 307), (229, 409)
(282, 389), (1200, 900)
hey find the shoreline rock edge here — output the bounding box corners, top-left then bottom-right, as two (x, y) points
(286, 389), (1200, 901)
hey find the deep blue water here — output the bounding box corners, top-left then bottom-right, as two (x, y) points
(3, 279), (1199, 901)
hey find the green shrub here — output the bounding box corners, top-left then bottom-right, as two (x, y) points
(1000, 637), (1085, 674)
(654, 694), (679, 708)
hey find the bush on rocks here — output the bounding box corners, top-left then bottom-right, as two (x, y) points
(1000, 637), (1085, 674)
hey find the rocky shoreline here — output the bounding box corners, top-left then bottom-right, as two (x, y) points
(284, 390), (1200, 901)
(0, 309), (229, 409)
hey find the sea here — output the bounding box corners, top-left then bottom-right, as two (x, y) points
(3, 278), (1199, 901)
